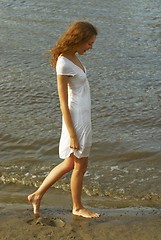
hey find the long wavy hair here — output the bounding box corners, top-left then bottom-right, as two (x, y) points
(49, 21), (97, 68)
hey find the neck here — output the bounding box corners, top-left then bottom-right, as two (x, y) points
(62, 51), (78, 60)
(63, 49), (77, 56)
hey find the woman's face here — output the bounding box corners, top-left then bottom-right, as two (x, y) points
(77, 35), (96, 55)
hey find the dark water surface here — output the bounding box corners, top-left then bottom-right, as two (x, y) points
(1, 0), (161, 206)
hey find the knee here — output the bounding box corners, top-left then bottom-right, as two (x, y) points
(63, 159), (74, 172)
(73, 166), (87, 175)
(73, 159), (88, 175)
(76, 165), (87, 174)
(66, 162), (74, 172)
(81, 162), (88, 174)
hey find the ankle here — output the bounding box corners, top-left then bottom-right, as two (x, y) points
(31, 192), (42, 200)
(35, 193), (42, 200)
(73, 204), (83, 211)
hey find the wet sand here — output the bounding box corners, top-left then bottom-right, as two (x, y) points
(1, 186), (161, 240)
(1, 204), (161, 240)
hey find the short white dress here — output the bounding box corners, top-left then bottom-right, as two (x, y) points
(56, 56), (92, 159)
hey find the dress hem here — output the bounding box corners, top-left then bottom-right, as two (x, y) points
(59, 148), (91, 159)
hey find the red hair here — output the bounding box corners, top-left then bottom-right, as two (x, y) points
(49, 21), (97, 68)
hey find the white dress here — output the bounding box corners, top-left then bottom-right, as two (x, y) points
(56, 56), (92, 159)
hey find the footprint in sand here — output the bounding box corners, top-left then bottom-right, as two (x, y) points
(27, 216), (65, 227)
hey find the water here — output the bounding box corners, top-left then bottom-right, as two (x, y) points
(1, 0), (161, 206)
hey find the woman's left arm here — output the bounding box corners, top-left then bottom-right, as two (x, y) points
(57, 74), (80, 150)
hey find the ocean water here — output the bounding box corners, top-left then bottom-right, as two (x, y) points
(1, 0), (161, 206)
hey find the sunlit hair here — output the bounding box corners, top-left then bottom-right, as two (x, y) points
(49, 21), (97, 68)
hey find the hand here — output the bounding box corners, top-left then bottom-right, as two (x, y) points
(70, 135), (80, 150)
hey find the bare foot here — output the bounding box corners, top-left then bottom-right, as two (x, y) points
(72, 208), (100, 218)
(28, 193), (41, 215)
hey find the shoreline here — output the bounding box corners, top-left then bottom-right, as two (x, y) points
(1, 203), (161, 240)
(1, 185), (161, 240)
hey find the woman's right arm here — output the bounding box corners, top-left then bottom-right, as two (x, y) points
(57, 74), (79, 150)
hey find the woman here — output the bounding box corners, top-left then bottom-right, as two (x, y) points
(28, 21), (100, 218)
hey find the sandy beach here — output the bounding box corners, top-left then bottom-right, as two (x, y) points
(1, 186), (161, 240)
(1, 204), (161, 240)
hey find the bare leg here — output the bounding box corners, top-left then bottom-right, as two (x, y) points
(71, 156), (100, 218)
(28, 156), (74, 215)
